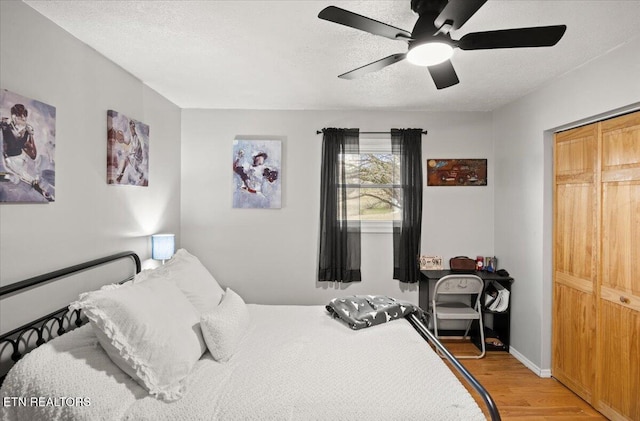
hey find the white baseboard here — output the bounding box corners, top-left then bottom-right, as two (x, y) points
(509, 347), (552, 378)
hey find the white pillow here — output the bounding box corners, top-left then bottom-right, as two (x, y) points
(200, 288), (250, 362)
(136, 249), (224, 315)
(70, 279), (206, 401)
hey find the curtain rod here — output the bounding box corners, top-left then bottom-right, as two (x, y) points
(316, 129), (427, 135)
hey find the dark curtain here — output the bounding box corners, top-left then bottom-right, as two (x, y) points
(318, 128), (361, 282)
(392, 129), (423, 283)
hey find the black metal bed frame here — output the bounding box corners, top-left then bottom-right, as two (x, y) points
(0, 251), (141, 385)
(407, 313), (501, 420)
(0, 251), (500, 421)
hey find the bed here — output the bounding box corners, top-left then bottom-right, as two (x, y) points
(0, 250), (500, 420)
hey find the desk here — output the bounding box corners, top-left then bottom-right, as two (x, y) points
(420, 270), (514, 351)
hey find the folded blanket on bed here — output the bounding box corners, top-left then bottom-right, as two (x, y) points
(326, 295), (420, 330)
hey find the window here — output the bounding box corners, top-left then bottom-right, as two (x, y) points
(318, 127), (423, 283)
(339, 138), (401, 233)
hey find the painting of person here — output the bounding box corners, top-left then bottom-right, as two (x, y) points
(107, 110), (149, 186)
(0, 90), (56, 202)
(232, 140), (281, 208)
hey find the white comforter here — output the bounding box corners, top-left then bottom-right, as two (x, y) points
(0, 305), (484, 421)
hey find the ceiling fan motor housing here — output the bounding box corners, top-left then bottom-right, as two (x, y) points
(411, 12), (450, 44)
(411, 0), (448, 16)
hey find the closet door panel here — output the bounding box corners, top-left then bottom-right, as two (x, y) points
(555, 125), (597, 181)
(597, 301), (640, 420)
(553, 182), (597, 401)
(555, 184), (596, 280)
(602, 182), (640, 294)
(553, 123), (598, 402)
(552, 283), (596, 401)
(601, 111), (640, 170)
(597, 111), (640, 420)
(601, 112), (640, 294)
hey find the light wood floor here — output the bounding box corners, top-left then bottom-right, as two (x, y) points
(441, 341), (606, 420)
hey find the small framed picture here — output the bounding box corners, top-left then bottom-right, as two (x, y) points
(420, 255), (443, 270)
(426, 159), (487, 186)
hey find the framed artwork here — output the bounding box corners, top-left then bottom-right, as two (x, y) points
(426, 159), (487, 186)
(419, 255), (444, 270)
(232, 139), (281, 208)
(0, 89), (56, 202)
(107, 110), (149, 186)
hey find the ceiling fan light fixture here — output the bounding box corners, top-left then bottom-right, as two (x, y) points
(406, 41), (453, 66)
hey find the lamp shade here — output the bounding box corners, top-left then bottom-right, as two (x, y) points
(151, 234), (175, 261)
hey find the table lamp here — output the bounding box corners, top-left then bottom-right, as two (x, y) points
(151, 233), (175, 264)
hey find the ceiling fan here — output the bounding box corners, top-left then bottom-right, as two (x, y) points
(318, 0), (567, 89)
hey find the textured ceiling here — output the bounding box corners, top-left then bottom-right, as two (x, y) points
(24, 0), (640, 111)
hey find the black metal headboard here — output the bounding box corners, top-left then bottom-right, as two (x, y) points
(0, 251), (141, 385)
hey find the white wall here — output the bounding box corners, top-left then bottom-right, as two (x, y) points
(493, 36), (640, 373)
(181, 109), (494, 305)
(0, 1), (182, 332)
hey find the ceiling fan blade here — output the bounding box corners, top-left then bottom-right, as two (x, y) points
(434, 0), (487, 32)
(318, 6), (412, 41)
(458, 25), (567, 50)
(338, 54), (407, 79)
(428, 60), (459, 89)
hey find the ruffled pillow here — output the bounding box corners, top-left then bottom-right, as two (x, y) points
(70, 279), (206, 401)
(135, 249), (224, 315)
(200, 288), (250, 362)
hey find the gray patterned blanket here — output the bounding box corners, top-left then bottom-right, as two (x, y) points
(326, 295), (420, 330)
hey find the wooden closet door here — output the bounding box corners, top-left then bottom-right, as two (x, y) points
(597, 111), (640, 420)
(552, 123), (599, 402)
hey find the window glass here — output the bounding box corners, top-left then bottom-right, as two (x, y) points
(338, 138), (401, 228)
